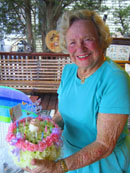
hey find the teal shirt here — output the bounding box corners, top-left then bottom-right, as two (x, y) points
(58, 58), (130, 172)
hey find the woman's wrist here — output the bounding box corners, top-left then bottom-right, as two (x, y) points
(57, 159), (68, 172)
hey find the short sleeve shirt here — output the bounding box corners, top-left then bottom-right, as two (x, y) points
(58, 58), (130, 149)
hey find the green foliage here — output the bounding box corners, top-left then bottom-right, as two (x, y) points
(71, 0), (109, 12)
(0, 0), (129, 51)
(113, 0), (130, 36)
(0, 0), (108, 38)
(0, 0), (25, 35)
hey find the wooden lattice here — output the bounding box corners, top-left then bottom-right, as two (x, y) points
(0, 52), (130, 93)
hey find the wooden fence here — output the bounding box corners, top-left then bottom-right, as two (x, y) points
(0, 52), (130, 94)
(0, 52), (71, 93)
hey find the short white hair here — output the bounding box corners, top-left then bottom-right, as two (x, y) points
(59, 9), (112, 53)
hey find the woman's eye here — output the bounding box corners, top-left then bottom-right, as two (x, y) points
(70, 42), (75, 46)
(84, 37), (94, 42)
(85, 38), (91, 41)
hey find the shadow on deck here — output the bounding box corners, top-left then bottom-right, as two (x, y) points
(30, 93), (58, 111)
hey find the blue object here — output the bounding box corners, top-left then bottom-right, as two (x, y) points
(0, 86), (37, 122)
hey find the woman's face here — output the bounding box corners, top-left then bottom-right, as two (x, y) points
(66, 19), (104, 69)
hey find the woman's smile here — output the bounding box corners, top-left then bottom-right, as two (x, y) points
(77, 53), (91, 61)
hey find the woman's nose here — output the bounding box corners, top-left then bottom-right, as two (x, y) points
(77, 40), (87, 51)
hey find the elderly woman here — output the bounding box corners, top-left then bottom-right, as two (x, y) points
(28, 9), (130, 173)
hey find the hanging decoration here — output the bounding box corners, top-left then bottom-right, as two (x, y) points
(45, 30), (61, 53)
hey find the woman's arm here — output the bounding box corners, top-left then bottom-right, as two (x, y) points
(63, 113), (128, 171)
(29, 113), (128, 172)
(52, 109), (64, 129)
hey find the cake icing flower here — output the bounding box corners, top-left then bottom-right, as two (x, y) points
(6, 116), (62, 168)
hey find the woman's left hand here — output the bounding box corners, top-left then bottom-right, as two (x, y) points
(25, 159), (61, 173)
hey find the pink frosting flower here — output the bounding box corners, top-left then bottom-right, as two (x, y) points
(6, 116), (62, 152)
(38, 141), (47, 152)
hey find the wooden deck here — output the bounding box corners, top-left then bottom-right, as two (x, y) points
(30, 93), (58, 111)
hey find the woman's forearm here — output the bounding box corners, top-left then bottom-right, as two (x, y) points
(63, 141), (108, 171)
(62, 113), (128, 171)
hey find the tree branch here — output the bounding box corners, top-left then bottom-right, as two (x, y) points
(53, 0), (64, 19)
(10, 2), (26, 27)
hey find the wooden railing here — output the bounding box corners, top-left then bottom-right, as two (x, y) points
(0, 52), (71, 93)
(0, 52), (130, 94)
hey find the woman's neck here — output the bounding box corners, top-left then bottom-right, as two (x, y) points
(77, 56), (106, 83)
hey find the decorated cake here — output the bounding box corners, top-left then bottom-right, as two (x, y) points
(6, 116), (62, 169)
